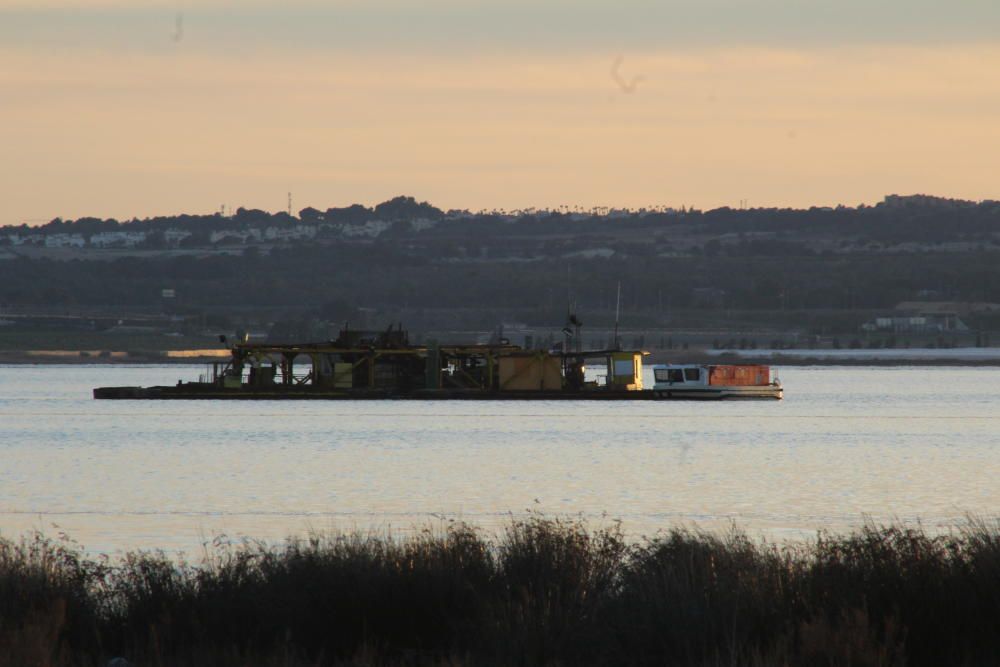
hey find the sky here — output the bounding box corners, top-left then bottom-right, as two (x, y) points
(1, 0), (999, 223)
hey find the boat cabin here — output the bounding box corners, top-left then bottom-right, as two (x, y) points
(652, 364), (708, 388)
(651, 364), (773, 389)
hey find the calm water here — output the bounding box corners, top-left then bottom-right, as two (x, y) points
(1, 364), (998, 555)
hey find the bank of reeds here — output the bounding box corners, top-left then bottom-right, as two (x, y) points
(2, 517), (999, 666)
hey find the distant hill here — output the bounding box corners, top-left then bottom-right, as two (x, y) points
(3, 194), (998, 254)
(1, 194), (998, 336)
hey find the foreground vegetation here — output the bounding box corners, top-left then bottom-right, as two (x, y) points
(2, 518), (999, 666)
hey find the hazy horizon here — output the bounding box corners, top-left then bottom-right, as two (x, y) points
(3, 0), (999, 224)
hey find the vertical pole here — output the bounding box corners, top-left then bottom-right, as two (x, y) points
(614, 281), (621, 350)
(487, 351), (494, 390)
(426, 342), (440, 390)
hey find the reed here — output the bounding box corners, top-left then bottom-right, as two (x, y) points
(1, 517), (998, 666)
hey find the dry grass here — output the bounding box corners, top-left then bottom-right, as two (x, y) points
(1, 517), (999, 666)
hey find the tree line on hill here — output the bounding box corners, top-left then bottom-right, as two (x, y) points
(3, 194), (999, 248)
(1, 194), (999, 334)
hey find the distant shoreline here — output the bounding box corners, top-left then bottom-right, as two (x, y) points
(0, 350), (229, 365)
(3, 349), (1000, 367)
(646, 348), (1000, 366)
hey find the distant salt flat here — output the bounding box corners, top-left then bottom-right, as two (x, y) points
(706, 347), (1000, 361)
(165, 349), (231, 359)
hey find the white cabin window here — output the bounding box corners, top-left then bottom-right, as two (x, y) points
(655, 368), (690, 383)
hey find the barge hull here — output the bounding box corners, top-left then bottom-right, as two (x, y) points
(652, 386), (783, 400)
(93, 386), (780, 400)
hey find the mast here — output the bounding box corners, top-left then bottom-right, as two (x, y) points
(614, 281), (621, 350)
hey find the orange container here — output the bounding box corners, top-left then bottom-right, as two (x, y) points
(708, 365), (770, 386)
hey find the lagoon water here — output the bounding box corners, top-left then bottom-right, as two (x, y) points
(1, 364), (998, 555)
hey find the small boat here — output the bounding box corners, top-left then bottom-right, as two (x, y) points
(650, 363), (782, 400)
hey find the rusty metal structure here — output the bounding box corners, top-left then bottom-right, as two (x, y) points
(220, 325), (523, 393)
(95, 325), (652, 400)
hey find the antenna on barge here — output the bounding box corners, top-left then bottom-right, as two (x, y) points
(613, 281), (621, 350)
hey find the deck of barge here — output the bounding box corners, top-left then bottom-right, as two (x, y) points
(91, 326), (781, 400)
(93, 385), (666, 400)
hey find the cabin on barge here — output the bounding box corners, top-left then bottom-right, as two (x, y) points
(93, 326), (781, 400)
(650, 364), (782, 400)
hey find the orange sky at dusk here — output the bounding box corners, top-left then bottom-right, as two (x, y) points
(2, 1), (998, 223)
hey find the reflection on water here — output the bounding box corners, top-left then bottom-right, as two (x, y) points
(1, 364), (998, 554)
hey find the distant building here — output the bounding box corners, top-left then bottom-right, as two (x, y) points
(340, 220), (391, 239)
(263, 225), (317, 242)
(163, 229), (192, 245)
(894, 301), (1000, 317)
(89, 231), (147, 248)
(210, 229), (260, 244)
(862, 312), (969, 333)
(44, 233), (86, 248)
(7, 233), (45, 246)
(864, 300), (1000, 333)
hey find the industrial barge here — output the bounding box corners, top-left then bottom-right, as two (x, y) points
(93, 326), (782, 400)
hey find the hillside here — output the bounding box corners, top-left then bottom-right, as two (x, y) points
(2, 194), (999, 348)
